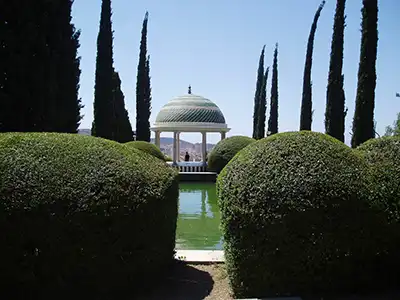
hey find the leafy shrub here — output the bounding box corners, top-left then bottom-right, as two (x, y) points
(164, 155), (172, 162)
(357, 136), (400, 222)
(207, 136), (255, 173)
(217, 131), (395, 298)
(125, 140), (166, 161)
(0, 133), (179, 298)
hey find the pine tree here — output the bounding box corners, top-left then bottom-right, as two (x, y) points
(111, 70), (134, 142)
(257, 67), (269, 139)
(351, 0), (378, 148)
(136, 12), (151, 142)
(267, 44), (279, 136)
(92, 0), (114, 139)
(325, 0), (346, 142)
(300, 1), (326, 131)
(252, 46), (265, 140)
(0, 0), (82, 132)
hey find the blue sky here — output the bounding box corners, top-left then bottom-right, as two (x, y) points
(72, 0), (399, 144)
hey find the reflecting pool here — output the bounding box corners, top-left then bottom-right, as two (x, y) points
(176, 183), (223, 250)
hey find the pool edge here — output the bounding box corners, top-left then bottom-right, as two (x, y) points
(175, 249), (225, 263)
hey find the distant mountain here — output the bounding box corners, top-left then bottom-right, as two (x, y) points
(150, 137), (215, 150)
(77, 129), (215, 159)
(78, 129), (91, 136)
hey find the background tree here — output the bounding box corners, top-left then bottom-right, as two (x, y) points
(267, 43), (279, 136)
(300, 1), (326, 131)
(92, 0), (114, 139)
(252, 46), (265, 140)
(384, 113), (400, 137)
(111, 70), (134, 142)
(0, 0), (82, 132)
(257, 67), (269, 139)
(325, 0), (346, 142)
(136, 12), (151, 142)
(351, 0), (378, 148)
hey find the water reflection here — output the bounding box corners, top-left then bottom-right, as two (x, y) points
(176, 183), (222, 250)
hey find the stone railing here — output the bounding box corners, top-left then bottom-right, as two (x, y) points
(167, 161), (207, 172)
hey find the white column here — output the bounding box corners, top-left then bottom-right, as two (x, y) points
(176, 132), (180, 162)
(220, 131), (226, 141)
(172, 131), (178, 165)
(201, 132), (207, 166)
(155, 131), (161, 148)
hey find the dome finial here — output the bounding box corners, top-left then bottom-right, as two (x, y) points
(188, 85), (192, 94)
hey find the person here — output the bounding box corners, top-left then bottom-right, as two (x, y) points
(184, 151), (190, 162)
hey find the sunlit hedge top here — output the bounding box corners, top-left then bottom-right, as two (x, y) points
(357, 136), (400, 221)
(125, 140), (166, 161)
(217, 131), (368, 220)
(0, 133), (177, 211)
(208, 136), (255, 173)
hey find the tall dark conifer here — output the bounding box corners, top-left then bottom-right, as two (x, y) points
(325, 0), (346, 142)
(0, 0), (43, 131)
(92, 0), (114, 139)
(300, 1), (325, 131)
(252, 46), (265, 139)
(351, 0), (378, 148)
(267, 44), (279, 136)
(111, 70), (133, 142)
(136, 12), (151, 142)
(53, 0), (83, 133)
(0, 0), (82, 132)
(257, 67), (269, 139)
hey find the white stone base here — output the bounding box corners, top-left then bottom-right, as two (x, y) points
(175, 250), (224, 262)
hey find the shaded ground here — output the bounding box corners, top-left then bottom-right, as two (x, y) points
(140, 261), (232, 300)
(138, 260), (400, 300)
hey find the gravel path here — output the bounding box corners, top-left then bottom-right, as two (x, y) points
(140, 261), (232, 300)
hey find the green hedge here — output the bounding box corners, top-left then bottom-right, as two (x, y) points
(207, 136), (255, 173)
(357, 136), (400, 221)
(217, 131), (394, 298)
(125, 140), (166, 161)
(0, 133), (179, 298)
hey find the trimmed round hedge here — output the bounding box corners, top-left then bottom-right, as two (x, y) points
(357, 136), (400, 221)
(0, 133), (179, 298)
(217, 131), (394, 298)
(207, 136), (255, 173)
(125, 140), (166, 161)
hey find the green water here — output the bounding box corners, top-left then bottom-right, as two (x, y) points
(176, 183), (223, 250)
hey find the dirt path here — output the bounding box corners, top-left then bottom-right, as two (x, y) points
(140, 262), (232, 300)
(138, 261), (400, 300)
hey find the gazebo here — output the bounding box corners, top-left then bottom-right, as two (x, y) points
(151, 86), (230, 171)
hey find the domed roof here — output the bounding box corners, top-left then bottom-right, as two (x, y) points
(155, 87), (226, 124)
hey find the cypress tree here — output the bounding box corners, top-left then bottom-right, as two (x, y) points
(111, 70), (134, 142)
(136, 12), (151, 142)
(0, 0), (82, 132)
(1, 0), (50, 131)
(252, 46), (265, 140)
(143, 55), (152, 141)
(52, 0), (83, 133)
(267, 44), (279, 136)
(325, 0), (346, 142)
(351, 0), (378, 148)
(300, 1), (326, 131)
(257, 67), (269, 139)
(92, 0), (114, 139)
